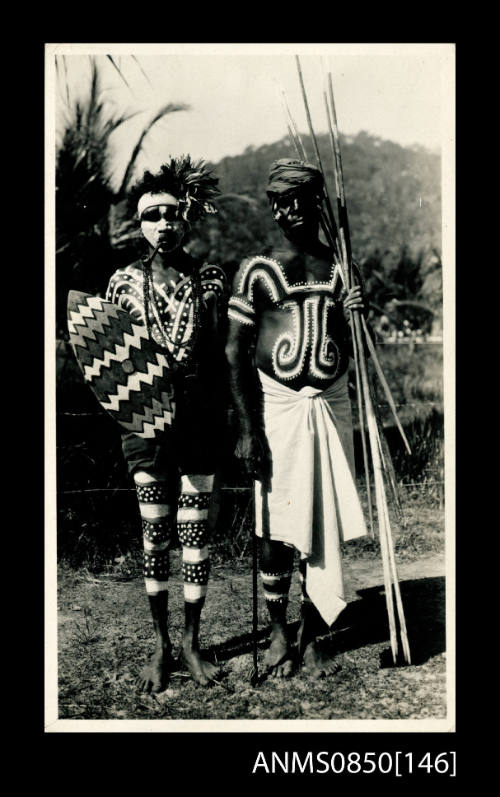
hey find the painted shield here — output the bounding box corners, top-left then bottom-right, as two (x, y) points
(67, 290), (175, 438)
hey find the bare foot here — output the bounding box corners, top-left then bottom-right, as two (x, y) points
(137, 646), (176, 694)
(181, 648), (220, 686)
(301, 639), (339, 678)
(264, 628), (294, 678)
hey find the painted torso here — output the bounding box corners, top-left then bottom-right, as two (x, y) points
(228, 249), (350, 391)
(106, 259), (227, 366)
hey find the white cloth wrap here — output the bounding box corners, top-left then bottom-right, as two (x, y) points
(254, 368), (367, 626)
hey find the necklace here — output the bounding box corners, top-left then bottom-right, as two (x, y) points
(142, 257), (202, 372)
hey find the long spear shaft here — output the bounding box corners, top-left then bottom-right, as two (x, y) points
(279, 85), (308, 161)
(361, 315), (412, 455)
(326, 69), (352, 271)
(351, 312), (375, 537)
(355, 305), (411, 663)
(373, 392), (405, 523)
(295, 56), (342, 260)
(287, 122), (303, 160)
(250, 489), (259, 685)
(356, 314), (398, 661)
(279, 85), (340, 256)
(358, 321), (404, 523)
(359, 308), (413, 663)
(324, 63), (411, 663)
(325, 66), (411, 454)
(321, 66), (351, 284)
(376, 432), (412, 663)
(319, 64), (374, 534)
(295, 55), (325, 169)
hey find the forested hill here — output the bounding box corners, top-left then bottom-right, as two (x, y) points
(210, 131), (440, 261)
(56, 127), (443, 337)
(197, 131), (442, 330)
(55, 57), (442, 338)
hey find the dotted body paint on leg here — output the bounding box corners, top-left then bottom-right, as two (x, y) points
(259, 539), (295, 611)
(261, 570), (294, 608)
(177, 474), (214, 603)
(134, 471), (173, 595)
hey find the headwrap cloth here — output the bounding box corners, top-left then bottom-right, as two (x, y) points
(266, 158), (324, 198)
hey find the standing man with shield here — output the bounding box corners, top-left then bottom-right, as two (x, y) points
(226, 159), (369, 678)
(105, 157), (228, 691)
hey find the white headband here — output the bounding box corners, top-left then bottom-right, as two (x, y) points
(137, 193), (180, 219)
(137, 190), (217, 222)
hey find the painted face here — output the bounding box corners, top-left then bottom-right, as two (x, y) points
(138, 192), (187, 253)
(270, 190), (320, 239)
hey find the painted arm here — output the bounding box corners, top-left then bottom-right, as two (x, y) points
(197, 265), (229, 374)
(105, 268), (145, 323)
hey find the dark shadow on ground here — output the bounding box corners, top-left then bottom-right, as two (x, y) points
(204, 576), (445, 668)
(204, 625), (275, 663)
(323, 576), (446, 666)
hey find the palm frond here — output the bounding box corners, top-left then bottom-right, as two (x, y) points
(107, 54), (131, 90)
(86, 57), (100, 126)
(102, 110), (141, 137)
(62, 56), (70, 107)
(116, 102), (190, 200)
(130, 55), (153, 88)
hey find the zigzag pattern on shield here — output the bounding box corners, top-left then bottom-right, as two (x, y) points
(67, 290), (175, 439)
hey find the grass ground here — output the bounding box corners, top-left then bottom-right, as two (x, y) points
(56, 495), (448, 723)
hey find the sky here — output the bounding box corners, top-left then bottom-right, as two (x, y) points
(49, 43), (454, 192)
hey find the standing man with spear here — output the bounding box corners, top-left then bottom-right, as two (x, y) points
(225, 159), (369, 677)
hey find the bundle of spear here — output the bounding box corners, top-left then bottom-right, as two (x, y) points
(276, 56), (412, 665)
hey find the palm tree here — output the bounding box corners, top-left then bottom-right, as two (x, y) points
(55, 56), (189, 336)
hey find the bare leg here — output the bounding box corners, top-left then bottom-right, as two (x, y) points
(177, 474), (219, 685)
(297, 560), (338, 677)
(260, 538), (295, 678)
(134, 471), (175, 693)
(181, 599), (219, 685)
(138, 592), (177, 693)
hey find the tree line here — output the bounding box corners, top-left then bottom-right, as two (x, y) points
(56, 62), (442, 339)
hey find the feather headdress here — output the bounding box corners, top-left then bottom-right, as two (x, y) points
(129, 155), (220, 222)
